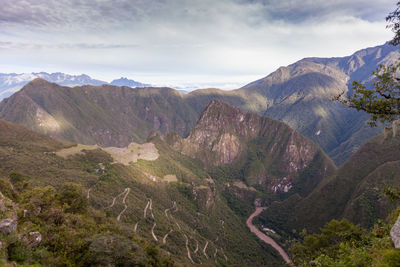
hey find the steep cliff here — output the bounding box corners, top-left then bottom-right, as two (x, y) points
(171, 100), (336, 195)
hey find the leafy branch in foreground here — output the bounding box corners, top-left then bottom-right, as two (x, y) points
(334, 61), (400, 127)
(387, 1), (400, 46)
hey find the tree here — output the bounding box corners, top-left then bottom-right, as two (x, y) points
(57, 182), (88, 214)
(334, 2), (400, 131)
(334, 62), (400, 127)
(387, 1), (400, 46)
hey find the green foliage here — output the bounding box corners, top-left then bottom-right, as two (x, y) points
(0, 180), (171, 266)
(382, 249), (400, 266)
(7, 241), (32, 263)
(57, 183), (88, 214)
(262, 134), (400, 235)
(0, 116), (285, 266)
(86, 235), (148, 266)
(387, 1), (400, 46)
(336, 61), (400, 126)
(384, 187), (400, 201)
(290, 214), (400, 267)
(9, 171), (25, 185)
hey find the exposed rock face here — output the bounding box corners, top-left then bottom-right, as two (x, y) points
(23, 231), (42, 247)
(182, 100), (317, 167)
(174, 100), (336, 192)
(0, 218), (17, 234)
(391, 215), (400, 248)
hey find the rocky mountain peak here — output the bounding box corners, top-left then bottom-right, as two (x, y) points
(193, 99), (261, 139)
(170, 100), (335, 193)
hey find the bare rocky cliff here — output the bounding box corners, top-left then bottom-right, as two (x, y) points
(169, 100), (336, 194)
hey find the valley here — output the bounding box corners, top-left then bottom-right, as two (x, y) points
(1, 43), (398, 166)
(246, 207), (292, 265)
(3, 0), (400, 265)
(0, 42), (399, 266)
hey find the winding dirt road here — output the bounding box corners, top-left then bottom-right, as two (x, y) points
(116, 188), (130, 221)
(246, 207), (293, 266)
(203, 241), (209, 259)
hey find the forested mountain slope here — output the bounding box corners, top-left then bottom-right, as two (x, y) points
(0, 119), (284, 266)
(259, 132), (400, 236)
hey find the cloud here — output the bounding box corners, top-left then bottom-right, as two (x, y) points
(0, 0), (396, 87)
(0, 0), (394, 30)
(236, 0), (395, 23)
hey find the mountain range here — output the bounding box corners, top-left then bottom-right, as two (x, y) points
(1, 94), (399, 265)
(1, 43), (398, 166)
(1, 42), (400, 265)
(0, 72), (150, 100)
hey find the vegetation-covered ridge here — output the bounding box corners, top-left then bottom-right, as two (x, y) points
(166, 99), (336, 197)
(290, 212), (400, 266)
(2, 42), (400, 166)
(259, 132), (400, 237)
(0, 118), (284, 266)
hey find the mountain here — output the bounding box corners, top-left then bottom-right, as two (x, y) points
(0, 78), (202, 147)
(0, 72), (107, 100)
(110, 77), (150, 87)
(166, 100), (336, 196)
(239, 42), (400, 165)
(1, 43), (399, 166)
(0, 118), (285, 266)
(0, 72), (151, 101)
(258, 131), (400, 236)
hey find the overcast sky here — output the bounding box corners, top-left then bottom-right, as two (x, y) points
(0, 0), (396, 88)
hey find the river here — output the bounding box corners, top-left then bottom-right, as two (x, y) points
(246, 207), (293, 265)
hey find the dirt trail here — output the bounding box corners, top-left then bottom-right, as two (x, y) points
(87, 188), (91, 199)
(143, 199), (150, 218)
(151, 222), (158, 241)
(194, 239), (199, 254)
(163, 201), (177, 244)
(107, 188), (128, 209)
(246, 207), (293, 266)
(203, 241), (209, 259)
(220, 248), (228, 261)
(183, 234), (194, 264)
(163, 229), (173, 244)
(149, 198), (154, 219)
(116, 188), (130, 221)
(164, 208), (171, 221)
(214, 248), (218, 258)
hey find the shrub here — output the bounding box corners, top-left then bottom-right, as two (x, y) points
(57, 183), (88, 214)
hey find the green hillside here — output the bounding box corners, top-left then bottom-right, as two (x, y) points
(258, 133), (400, 236)
(0, 119), (284, 266)
(2, 43), (399, 166)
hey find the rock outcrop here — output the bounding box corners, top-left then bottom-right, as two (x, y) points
(23, 231), (43, 247)
(0, 218), (17, 234)
(391, 215), (400, 248)
(170, 100), (336, 193)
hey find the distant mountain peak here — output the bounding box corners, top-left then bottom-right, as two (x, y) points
(0, 72), (151, 100)
(110, 77), (150, 87)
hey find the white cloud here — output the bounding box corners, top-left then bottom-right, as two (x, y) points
(0, 0), (396, 88)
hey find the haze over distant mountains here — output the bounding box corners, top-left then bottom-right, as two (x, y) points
(0, 72), (150, 100)
(0, 42), (399, 167)
(2, 42), (400, 265)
